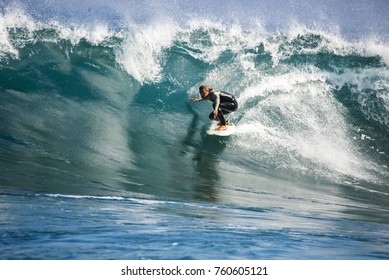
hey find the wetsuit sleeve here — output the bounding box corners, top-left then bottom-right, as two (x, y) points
(212, 91), (221, 110)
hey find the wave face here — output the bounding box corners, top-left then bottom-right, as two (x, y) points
(1, 2), (389, 259)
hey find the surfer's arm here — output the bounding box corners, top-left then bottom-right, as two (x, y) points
(189, 98), (205, 102)
(213, 91), (221, 116)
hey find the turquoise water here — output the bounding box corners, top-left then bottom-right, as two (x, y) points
(1, 1), (389, 259)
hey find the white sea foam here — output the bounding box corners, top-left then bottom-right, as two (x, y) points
(363, 36), (389, 65)
(234, 66), (380, 182)
(0, 6), (36, 59)
(0, 5), (116, 58)
(115, 20), (178, 84)
(57, 23), (113, 45)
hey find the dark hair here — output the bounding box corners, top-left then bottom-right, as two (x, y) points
(199, 85), (212, 92)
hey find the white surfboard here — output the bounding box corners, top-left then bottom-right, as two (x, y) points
(207, 121), (236, 136)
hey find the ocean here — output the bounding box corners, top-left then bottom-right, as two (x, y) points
(1, 0), (388, 259)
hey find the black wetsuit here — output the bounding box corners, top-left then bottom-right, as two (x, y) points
(208, 90), (238, 125)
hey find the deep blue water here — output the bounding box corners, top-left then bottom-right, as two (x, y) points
(1, 1), (389, 259)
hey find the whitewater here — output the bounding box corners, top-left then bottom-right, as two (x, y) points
(0, 0), (388, 259)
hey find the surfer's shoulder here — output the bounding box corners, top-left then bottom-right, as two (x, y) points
(210, 89), (221, 97)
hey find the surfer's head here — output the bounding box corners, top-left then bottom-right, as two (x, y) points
(199, 85), (212, 99)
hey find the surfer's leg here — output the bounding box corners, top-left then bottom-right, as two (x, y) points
(208, 108), (226, 125)
(218, 102), (238, 125)
(218, 109), (226, 125)
(211, 101), (237, 131)
(208, 111), (219, 121)
(219, 101), (238, 114)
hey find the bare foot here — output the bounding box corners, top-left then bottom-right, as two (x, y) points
(215, 125), (227, 131)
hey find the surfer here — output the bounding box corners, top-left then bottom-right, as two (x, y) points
(190, 85), (238, 130)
